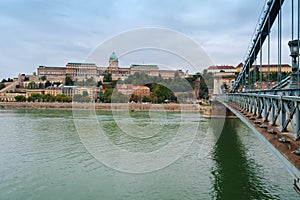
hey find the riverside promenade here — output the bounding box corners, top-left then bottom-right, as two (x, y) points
(0, 102), (211, 113)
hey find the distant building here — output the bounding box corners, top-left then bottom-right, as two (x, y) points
(38, 62), (100, 79)
(45, 86), (62, 96)
(75, 86), (97, 99)
(37, 66), (66, 76)
(116, 84), (134, 96)
(66, 63), (97, 77)
(0, 93), (25, 102)
(118, 68), (131, 77)
(159, 70), (184, 79)
(37, 53), (182, 80)
(213, 72), (236, 95)
(62, 86), (77, 97)
(133, 86), (151, 98)
(206, 65), (237, 96)
(116, 84), (151, 99)
(235, 63), (292, 74)
(106, 52), (123, 75)
(26, 89), (45, 97)
(235, 63), (243, 73)
(130, 64), (159, 76)
(207, 65), (237, 73)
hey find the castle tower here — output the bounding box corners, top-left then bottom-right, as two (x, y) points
(108, 52), (119, 69)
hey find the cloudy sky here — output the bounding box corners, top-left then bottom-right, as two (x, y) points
(0, 0), (296, 79)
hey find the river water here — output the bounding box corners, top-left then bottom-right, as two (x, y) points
(0, 109), (298, 199)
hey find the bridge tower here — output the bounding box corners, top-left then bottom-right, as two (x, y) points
(212, 72), (236, 96)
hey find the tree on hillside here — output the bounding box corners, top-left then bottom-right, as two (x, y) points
(27, 82), (36, 89)
(201, 71), (213, 89)
(111, 91), (128, 103)
(65, 75), (74, 86)
(53, 82), (61, 86)
(0, 83), (5, 90)
(103, 88), (113, 103)
(152, 84), (177, 103)
(27, 93), (43, 102)
(2, 78), (13, 82)
(97, 81), (103, 87)
(14, 95), (26, 102)
(142, 96), (148, 103)
(129, 94), (140, 103)
(41, 75), (47, 81)
(42, 94), (55, 102)
(55, 94), (71, 102)
(45, 81), (51, 88)
(103, 73), (112, 82)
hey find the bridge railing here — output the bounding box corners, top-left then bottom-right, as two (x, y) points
(222, 91), (300, 140)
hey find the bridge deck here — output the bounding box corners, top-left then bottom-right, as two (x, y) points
(217, 99), (300, 179)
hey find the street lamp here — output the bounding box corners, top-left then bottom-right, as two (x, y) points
(288, 39), (300, 89)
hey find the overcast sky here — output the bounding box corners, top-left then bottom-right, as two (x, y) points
(0, 0), (296, 79)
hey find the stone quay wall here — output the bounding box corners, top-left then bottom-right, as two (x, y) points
(0, 102), (211, 113)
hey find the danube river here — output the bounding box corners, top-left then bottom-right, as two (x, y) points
(0, 109), (298, 199)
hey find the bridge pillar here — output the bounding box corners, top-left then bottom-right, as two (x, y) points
(279, 98), (287, 132)
(257, 98), (262, 118)
(263, 98), (269, 122)
(210, 100), (236, 118)
(270, 99), (275, 124)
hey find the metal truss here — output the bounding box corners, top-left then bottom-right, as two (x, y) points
(233, 0), (285, 91)
(225, 90), (300, 140)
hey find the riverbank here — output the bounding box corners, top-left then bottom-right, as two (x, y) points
(0, 102), (211, 113)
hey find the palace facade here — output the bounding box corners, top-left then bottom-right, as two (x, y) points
(37, 53), (184, 80)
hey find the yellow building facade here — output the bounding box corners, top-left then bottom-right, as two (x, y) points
(236, 63), (291, 73)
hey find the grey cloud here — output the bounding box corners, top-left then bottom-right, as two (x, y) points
(0, 0), (292, 79)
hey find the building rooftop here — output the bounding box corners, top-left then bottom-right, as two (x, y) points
(252, 64), (291, 68)
(116, 84), (133, 89)
(109, 52), (118, 61)
(130, 64), (158, 68)
(39, 66), (65, 69)
(67, 63), (96, 66)
(207, 65), (236, 70)
(159, 69), (178, 72)
(236, 63), (291, 69)
(134, 86), (150, 89)
(236, 63), (244, 69)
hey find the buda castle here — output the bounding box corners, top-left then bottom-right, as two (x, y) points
(37, 53), (184, 81)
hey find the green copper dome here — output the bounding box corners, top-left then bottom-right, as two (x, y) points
(109, 52), (118, 61)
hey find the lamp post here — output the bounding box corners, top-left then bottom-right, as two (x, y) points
(288, 39), (300, 89)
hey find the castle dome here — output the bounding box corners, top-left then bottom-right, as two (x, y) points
(109, 52), (118, 61)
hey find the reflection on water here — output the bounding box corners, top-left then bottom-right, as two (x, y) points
(98, 111), (181, 153)
(0, 109), (298, 199)
(211, 119), (275, 199)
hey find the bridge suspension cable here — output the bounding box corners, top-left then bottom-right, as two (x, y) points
(278, 0), (282, 84)
(232, 0), (286, 91)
